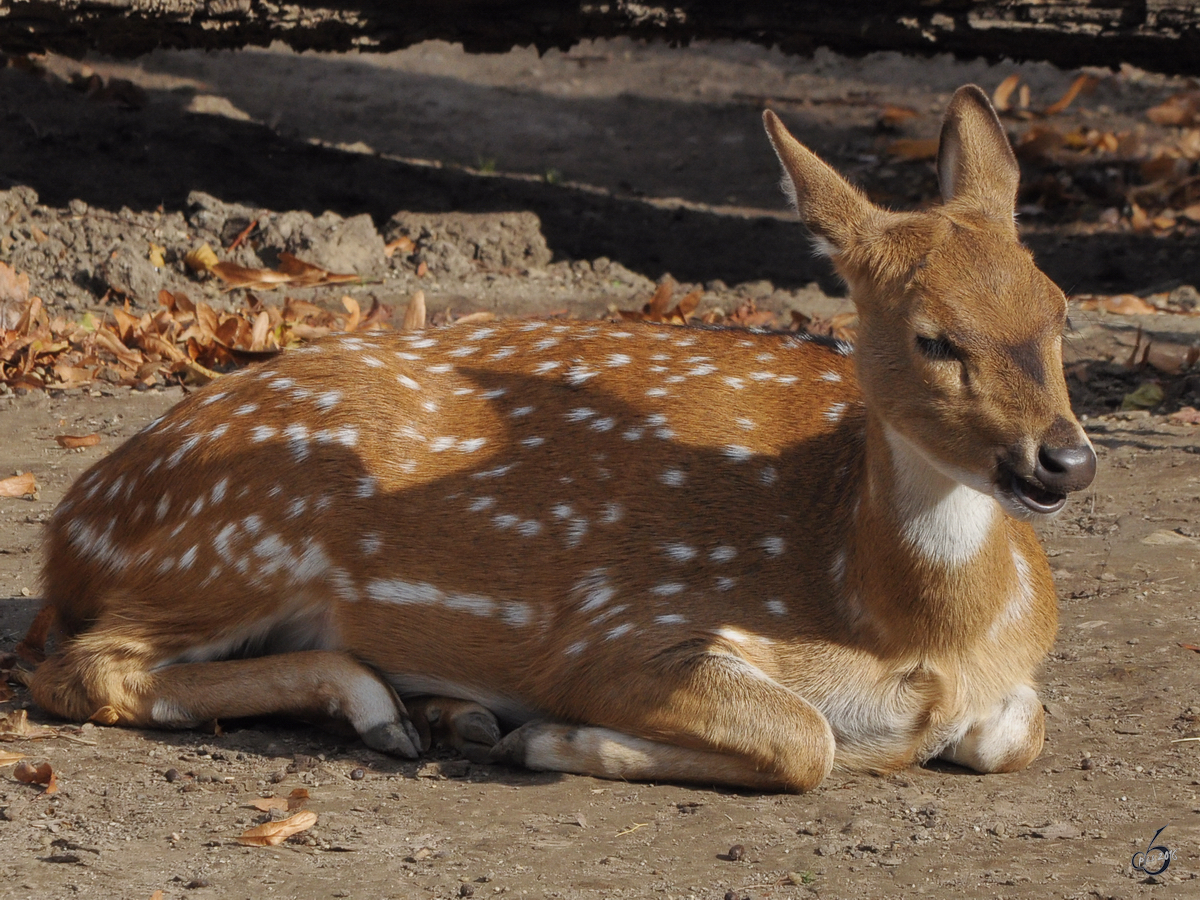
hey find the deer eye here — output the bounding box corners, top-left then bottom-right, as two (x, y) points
(915, 334), (961, 362)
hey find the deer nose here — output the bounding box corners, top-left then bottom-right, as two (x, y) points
(1034, 443), (1096, 493)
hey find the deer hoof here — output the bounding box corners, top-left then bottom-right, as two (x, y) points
(360, 719), (421, 759)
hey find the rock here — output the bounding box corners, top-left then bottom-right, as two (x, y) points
(101, 244), (165, 301)
(1027, 822), (1080, 840)
(386, 211), (553, 273)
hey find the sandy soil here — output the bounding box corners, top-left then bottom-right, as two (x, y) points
(1, 38), (1200, 900)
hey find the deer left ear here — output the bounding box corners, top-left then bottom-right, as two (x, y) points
(936, 85), (1020, 223)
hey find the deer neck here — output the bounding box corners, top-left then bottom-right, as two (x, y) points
(845, 412), (1012, 654)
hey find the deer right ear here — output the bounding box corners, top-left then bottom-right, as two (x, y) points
(763, 110), (874, 256)
(936, 85), (1019, 223)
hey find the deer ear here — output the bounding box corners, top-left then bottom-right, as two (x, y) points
(763, 109), (875, 256)
(936, 85), (1019, 221)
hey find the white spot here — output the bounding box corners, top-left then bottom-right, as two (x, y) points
(481, 388), (508, 400)
(243, 514), (263, 535)
(714, 576), (737, 592)
(179, 545), (198, 570)
(357, 476), (378, 498)
(709, 546), (737, 563)
(652, 582), (685, 597)
(156, 494), (171, 521)
(622, 428), (644, 441)
(736, 417), (756, 430)
(605, 353), (632, 367)
(659, 468), (686, 487)
(552, 503), (574, 520)
(467, 327), (496, 341)
(361, 533), (383, 554)
(284, 423), (310, 459)
(723, 444), (754, 463)
(427, 363), (453, 374)
(429, 436), (457, 453)
(500, 602), (533, 628)
(565, 408), (596, 423)
(723, 376), (746, 390)
(662, 543), (698, 563)
(213, 523), (238, 560)
(605, 623), (635, 641)
(367, 579), (443, 606)
(510, 406), (535, 418)
(397, 374), (421, 391)
(749, 372), (775, 382)
(564, 640), (588, 656)
(251, 425), (276, 442)
(600, 501), (624, 524)
(566, 365), (597, 386)
(533, 337), (560, 351)
(590, 417), (615, 432)
(655, 614), (688, 625)
(395, 351), (420, 361)
(565, 517), (589, 548)
(490, 346), (516, 360)
(457, 437), (487, 453)
(472, 463), (516, 479)
(645, 387), (668, 398)
(493, 513), (519, 530)
(766, 599), (788, 616)
(270, 377), (296, 390)
(521, 436), (546, 448)
(688, 364), (717, 376)
(824, 402), (847, 423)
(830, 550), (847, 584)
(288, 497), (307, 518)
(188, 497), (205, 518)
(760, 536), (786, 557)
(167, 435), (201, 467)
(533, 361), (561, 374)
(715, 626), (750, 643)
(448, 345), (479, 358)
(522, 321), (549, 331)
(516, 520), (543, 537)
(821, 371), (842, 383)
(760, 466), (779, 486)
(409, 337), (437, 349)
(470, 496), (496, 513)
(445, 592), (496, 617)
(207, 423), (229, 442)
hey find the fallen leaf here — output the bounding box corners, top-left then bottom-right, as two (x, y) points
(0, 472), (37, 498)
(1147, 92), (1200, 127)
(150, 892), (165, 900)
(148, 244), (166, 268)
(1142, 530), (1195, 545)
(1167, 406), (1200, 425)
(993, 74), (1021, 112)
(286, 787), (310, 809)
(225, 218), (258, 252)
(403, 290), (426, 331)
(342, 295), (362, 333)
(55, 433), (101, 449)
(1144, 341), (1199, 375)
(886, 138), (939, 161)
(14, 759), (58, 793)
(452, 311), (496, 326)
(384, 235), (415, 258)
(1044, 75), (1098, 116)
(237, 810), (318, 846)
(416, 261), (428, 278)
(184, 244), (219, 273)
(0, 708), (59, 740)
(878, 104), (919, 128)
(1075, 294), (1158, 315)
(1121, 382), (1164, 410)
(1179, 642), (1200, 652)
(0, 750), (26, 764)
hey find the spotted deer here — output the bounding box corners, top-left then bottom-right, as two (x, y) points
(28, 86), (1095, 791)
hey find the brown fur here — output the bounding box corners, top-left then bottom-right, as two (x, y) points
(29, 86), (1093, 791)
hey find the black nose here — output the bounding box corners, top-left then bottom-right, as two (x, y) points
(1034, 443), (1097, 493)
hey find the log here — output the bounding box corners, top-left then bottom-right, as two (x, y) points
(1, 1), (1199, 77)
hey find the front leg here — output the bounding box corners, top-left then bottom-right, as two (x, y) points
(939, 684), (1045, 773)
(493, 648), (836, 792)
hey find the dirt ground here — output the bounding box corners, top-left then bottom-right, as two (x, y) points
(2, 37), (1200, 900)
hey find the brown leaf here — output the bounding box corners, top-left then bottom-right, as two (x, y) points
(237, 810), (318, 846)
(249, 312), (271, 352)
(878, 104), (919, 128)
(1147, 92), (1200, 127)
(452, 311), (496, 326)
(184, 243), (219, 273)
(1076, 294), (1158, 315)
(416, 261), (428, 278)
(384, 235), (415, 258)
(992, 74), (1021, 113)
(287, 788), (310, 809)
(646, 280), (674, 319)
(1179, 641), (1200, 652)
(250, 796), (289, 812)
(1044, 75), (1098, 116)
(403, 290), (427, 331)
(55, 433), (101, 449)
(0, 709), (58, 740)
(342, 295), (362, 332)
(0, 750), (27, 765)
(150, 892), (165, 900)
(1168, 406), (1200, 425)
(0, 472), (37, 498)
(1144, 341), (1199, 375)
(0, 261), (31, 330)
(14, 759), (57, 792)
(886, 138), (939, 161)
(15, 604), (54, 664)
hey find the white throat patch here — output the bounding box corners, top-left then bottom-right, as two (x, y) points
(883, 426), (998, 568)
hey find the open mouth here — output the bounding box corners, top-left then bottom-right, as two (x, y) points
(1002, 467), (1067, 514)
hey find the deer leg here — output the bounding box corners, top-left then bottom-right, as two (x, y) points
(30, 638), (422, 758)
(938, 685), (1044, 773)
(407, 696), (502, 763)
(493, 650), (835, 792)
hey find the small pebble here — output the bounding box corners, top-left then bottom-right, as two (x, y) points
(727, 844), (745, 861)
(164, 768), (180, 783)
(459, 886), (475, 898)
(350, 767), (366, 781)
(1081, 758), (1094, 770)
(185, 877), (210, 889)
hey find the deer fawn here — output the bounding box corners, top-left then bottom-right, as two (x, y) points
(28, 86), (1095, 791)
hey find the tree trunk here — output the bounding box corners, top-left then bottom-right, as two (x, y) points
(1, 1), (1199, 76)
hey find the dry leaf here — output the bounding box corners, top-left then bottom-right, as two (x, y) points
(150, 892), (165, 900)
(184, 244), (219, 273)
(148, 244), (166, 268)
(993, 75), (1021, 113)
(14, 759), (57, 793)
(1147, 92), (1200, 127)
(384, 235), (415, 258)
(416, 261), (428, 278)
(342, 295), (362, 333)
(1144, 342), (1199, 375)
(237, 810), (318, 846)
(1075, 294), (1159, 315)
(253, 787), (309, 811)
(878, 104), (919, 129)
(0, 750), (27, 764)
(1044, 75), (1098, 116)
(1168, 406), (1200, 425)
(403, 290), (427, 331)
(55, 433), (101, 449)
(886, 138), (939, 161)
(226, 218), (258, 252)
(0, 708), (58, 740)
(0, 472), (37, 498)
(452, 311), (496, 326)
